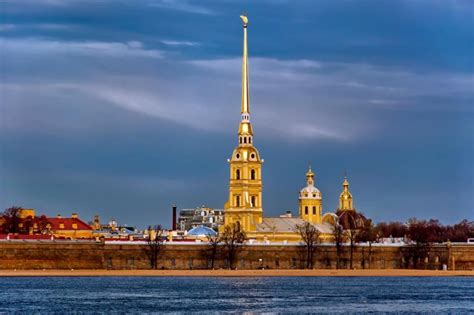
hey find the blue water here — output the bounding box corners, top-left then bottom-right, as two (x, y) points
(0, 277), (472, 313)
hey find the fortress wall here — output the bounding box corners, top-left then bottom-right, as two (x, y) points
(0, 242), (472, 270)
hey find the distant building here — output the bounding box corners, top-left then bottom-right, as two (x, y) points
(0, 208), (93, 239)
(47, 213), (93, 239)
(178, 206), (224, 231)
(90, 215), (142, 240)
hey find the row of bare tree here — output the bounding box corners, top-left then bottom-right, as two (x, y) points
(144, 223), (246, 270)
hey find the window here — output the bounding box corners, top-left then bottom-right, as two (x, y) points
(236, 153), (240, 159)
(312, 206), (316, 215)
(235, 195), (240, 207)
(251, 196), (256, 207)
(72, 223), (78, 229)
(244, 137), (247, 144)
(239, 137), (242, 144)
(59, 223), (65, 229)
(250, 169), (256, 180)
(249, 137), (252, 144)
(251, 153), (255, 159)
(236, 169), (240, 180)
(304, 206), (308, 215)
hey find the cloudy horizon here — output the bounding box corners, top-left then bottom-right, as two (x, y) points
(1, 0), (473, 228)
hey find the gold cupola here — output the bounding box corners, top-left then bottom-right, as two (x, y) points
(338, 175), (354, 211)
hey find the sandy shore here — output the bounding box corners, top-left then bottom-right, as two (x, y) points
(0, 269), (472, 277)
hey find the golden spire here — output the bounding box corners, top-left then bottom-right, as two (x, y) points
(237, 14), (253, 140)
(240, 15), (249, 117)
(306, 165), (314, 186)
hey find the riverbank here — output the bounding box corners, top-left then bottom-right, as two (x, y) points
(0, 269), (473, 277)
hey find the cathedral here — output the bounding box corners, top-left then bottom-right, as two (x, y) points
(222, 16), (364, 242)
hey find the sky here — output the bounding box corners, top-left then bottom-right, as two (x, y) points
(0, 0), (473, 228)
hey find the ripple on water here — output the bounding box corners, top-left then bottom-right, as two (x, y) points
(0, 276), (472, 313)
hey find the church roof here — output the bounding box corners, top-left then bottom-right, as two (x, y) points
(187, 225), (217, 236)
(336, 210), (367, 230)
(256, 217), (332, 234)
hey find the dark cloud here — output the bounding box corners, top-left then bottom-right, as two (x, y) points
(0, 0), (473, 227)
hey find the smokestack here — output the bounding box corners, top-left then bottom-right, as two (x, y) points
(172, 205), (177, 231)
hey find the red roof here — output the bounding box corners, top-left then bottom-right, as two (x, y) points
(46, 217), (92, 231)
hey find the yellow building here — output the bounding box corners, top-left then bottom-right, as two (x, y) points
(298, 167), (323, 224)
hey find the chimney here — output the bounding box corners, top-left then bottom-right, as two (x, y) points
(172, 205), (177, 231)
(71, 213), (78, 219)
(57, 214), (61, 219)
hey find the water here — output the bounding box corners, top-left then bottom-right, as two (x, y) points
(0, 277), (472, 313)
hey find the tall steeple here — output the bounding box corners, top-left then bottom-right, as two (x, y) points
(224, 15), (263, 233)
(240, 15), (249, 118)
(238, 15), (253, 144)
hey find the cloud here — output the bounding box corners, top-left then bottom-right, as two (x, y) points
(1, 37), (473, 145)
(1, 38), (163, 59)
(161, 40), (200, 47)
(0, 24), (16, 31)
(147, 0), (215, 15)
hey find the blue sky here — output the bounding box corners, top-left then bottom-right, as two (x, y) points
(0, 0), (473, 228)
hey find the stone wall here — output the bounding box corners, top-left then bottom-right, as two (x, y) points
(0, 241), (472, 270)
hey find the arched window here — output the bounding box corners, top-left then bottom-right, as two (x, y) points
(236, 169), (240, 180)
(239, 137), (242, 144)
(235, 195), (240, 207)
(250, 169), (256, 180)
(304, 206), (308, 215)
(249, 137), (252, 144)
(312, 206), (316, 215)
(251, 196), (256, 207)
(244, 137), (247, 144)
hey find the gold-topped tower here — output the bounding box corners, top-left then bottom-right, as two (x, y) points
(298, 166), (323, 224)
(338, 175), (354, 211)
(224, 15), (263, 232)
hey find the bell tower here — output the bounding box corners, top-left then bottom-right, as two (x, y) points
(224, 15), (263, 232)
(298, 166), (323, 224)
(338, 175), (354, 211)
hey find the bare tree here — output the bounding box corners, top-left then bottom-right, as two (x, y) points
(220, 223), (246, 269)
(205, 234), (221, 269)
(296, 222), (321, 269)
(356, 219), (378, 268)
(1, 207), (23, 234)
(331, 220), (345, 269)
(144, 225), (164, 269)
(346, 228), (358, 269)
(402, 218), (433, 269)
(37, 215), (51, 235)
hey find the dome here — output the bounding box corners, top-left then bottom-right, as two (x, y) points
(299, 186), (322, 200)
(336, 209), (366, 230)
(187, 225), (217, 236)
(231, 146), (261, 162)
(299, 166), (322, 200)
